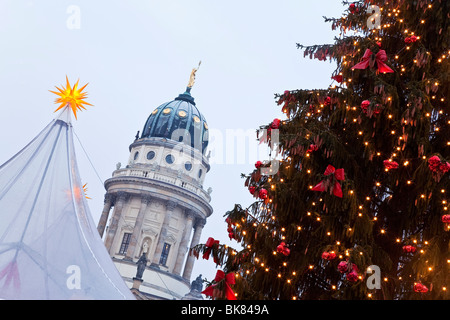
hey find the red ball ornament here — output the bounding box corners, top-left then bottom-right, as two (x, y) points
(248, 186), (256, 195)
(255, 161), (262, 169)
(258, 188), (268, 199)
(441, 214), (450, 223)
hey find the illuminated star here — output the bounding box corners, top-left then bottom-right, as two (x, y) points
(65, 183), (91, 201)
(82, 183), (91, 200)
(49, 76), (93, 119)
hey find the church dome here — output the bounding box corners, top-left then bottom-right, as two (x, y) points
(141, 87), (209, 154)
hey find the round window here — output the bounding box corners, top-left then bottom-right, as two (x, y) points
(165, 154), (175, 164)
(147, 151), (156, 160)
(133, 152), (139, 161)
(185, 162), (192, 171)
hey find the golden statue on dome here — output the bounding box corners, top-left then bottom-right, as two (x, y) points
(187, 61), (201, 89)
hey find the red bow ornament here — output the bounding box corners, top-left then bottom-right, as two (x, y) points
(404, 35), (418, 44)
(312, 165), (345, 198)
(414, 282), (428, 293)
(442, 215), (450, 231)
(383, 159), (399, 170)
(442, 215), (450, 224)
(270, 118), (281, 129)
(321, 251), (337, 260)
(258, 188), (268, 200)
(276, 242), (290, 256)
(0, 261), (20, 292)
(202, 270), (237, 300)
(428, 155), (450, 182)
(351, 49), (394, 74)
(338, 261), (350, 273)
(203, 237), (220, 262)
(306, 144), (319, 153)
(402, 245), (416, 253)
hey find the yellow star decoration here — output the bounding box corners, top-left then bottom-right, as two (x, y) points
(50, 76), (93, 119)
(66, 183), (91, 201)
(82, 183), (92, 200)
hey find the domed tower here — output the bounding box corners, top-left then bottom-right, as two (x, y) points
(97, 66), (213, 300)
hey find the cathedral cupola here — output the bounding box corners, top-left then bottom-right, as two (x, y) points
(97, 64), (213, 300)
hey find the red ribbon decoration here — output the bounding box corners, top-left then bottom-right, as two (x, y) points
(312, 165), (345, 198)
(202, 270), (237, 300)
(203, 237), (219, 260)
(351, 49), (394, 74)
(0, 261), (20, 292)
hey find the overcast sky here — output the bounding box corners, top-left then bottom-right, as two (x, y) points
(0, 0), (345, 286)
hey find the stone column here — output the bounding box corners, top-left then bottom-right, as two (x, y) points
(182, 218), (205, 281)
(125, 195), (152, 261)
(104, 191), (128, 254)
(152, 200), (177, 266)
(173, 210), (195, 275)
(97, 193), (115, 237)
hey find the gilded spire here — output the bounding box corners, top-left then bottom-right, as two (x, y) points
(187, 61), (201, 89)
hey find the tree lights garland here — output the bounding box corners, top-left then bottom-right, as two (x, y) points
(291, 1), (447, 297)
(194, 0), (449, 300)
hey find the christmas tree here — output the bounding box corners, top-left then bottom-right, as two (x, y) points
(194, 0), (450, 300)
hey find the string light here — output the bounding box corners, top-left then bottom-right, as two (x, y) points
(218, 2), (450, 300)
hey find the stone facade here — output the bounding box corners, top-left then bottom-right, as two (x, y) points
(98, 137), (212, 299)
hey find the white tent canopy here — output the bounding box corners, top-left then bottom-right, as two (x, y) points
(0, 108), (135, 299)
